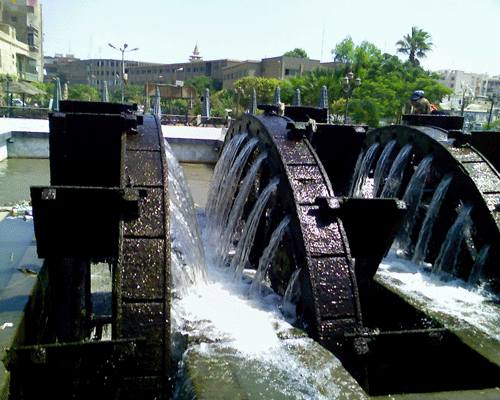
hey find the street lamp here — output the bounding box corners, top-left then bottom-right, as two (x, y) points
(108, 43), (138, 103)
(342, 72), (361, 124)
(487, 89), (499, 130)
(174, 68), (184, 86)
(234, 86), (244, 118)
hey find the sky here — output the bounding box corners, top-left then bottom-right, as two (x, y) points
(41, 0), (499, 76)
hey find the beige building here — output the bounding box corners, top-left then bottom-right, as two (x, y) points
(44, 46), (345, 94)
(0, 0), (43, 82)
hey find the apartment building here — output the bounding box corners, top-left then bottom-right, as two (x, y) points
(438, 69), (491, 97)
(0, 0), (42, 82)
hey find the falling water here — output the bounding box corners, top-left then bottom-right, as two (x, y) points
(433, 204), (473, 274)
(394, 154), (433, 254)
(349, 142), (380, 198)
(349, 150), (365, 196)
(205, 138), (259, 240)
(412, 173), (453, 264)
(216, 151), (268, 267)
(372, 140), (396, 197)
(231, 177), (280, 282)
(469, 244), (490, 285)
(248, 215), (291, 298)
(165, 140), (207, 292)
(205, 132), (247, 224)
(381, 143), (413, 198)
(281, 268), (302, 321)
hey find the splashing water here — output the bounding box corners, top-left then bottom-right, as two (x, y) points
(394, 153), (433, 254)
(412, 173), (453, 264)
(372, 140), (396, 197)
(381, 143), (413, 198)
(469, 243), (490, 285)
(249, 215), (291, 298)
(216, 151), (268, 267)
(231, 177), (280, 282)
(205, 137), (258, 240)
(433, 204), (473, 274)
(349, 142), (380, 198)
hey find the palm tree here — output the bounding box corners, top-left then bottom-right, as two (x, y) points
(396, 27), (433, 67)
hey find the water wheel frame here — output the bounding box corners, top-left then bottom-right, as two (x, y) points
(362, 124), (500, 286)
(6, 101), (172, 399)
(224, 113), (364, 347)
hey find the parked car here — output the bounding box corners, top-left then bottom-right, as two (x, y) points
(12, 99), (26, 107)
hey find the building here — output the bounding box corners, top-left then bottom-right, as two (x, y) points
(44, 45), (345, 95)
(0, 0), (43, 82)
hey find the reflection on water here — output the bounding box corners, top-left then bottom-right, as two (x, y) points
(0, 159), (213, 208)
(178, 163), (214, 209)
(0, 159), (50, 205)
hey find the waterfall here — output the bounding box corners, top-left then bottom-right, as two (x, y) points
(281, 268), (302, 321)
(205, 132), (247, 224)
(372, 140), (396, 197)
(231, 178), (280, 282)
(394, 154), (433, 254)
(469, 244), (490, 285)
(349, 150), (365, 197)
(248, 215), (291, 298)
(381, 143), (413, 198)
(412, 173), (453, 264)
(205, 137), (258, 240)
(433, 204), (473, 274)
(165, 140), (207, 293)
(217, 151), (268, 267)
(349, 142), (380, 198)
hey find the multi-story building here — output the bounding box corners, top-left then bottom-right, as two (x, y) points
(0, 0), (42, 82)
(44, 46), (344, 94)
(438, 70), (488, 97)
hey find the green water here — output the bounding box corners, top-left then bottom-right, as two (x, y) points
(0, 158), (50, 206)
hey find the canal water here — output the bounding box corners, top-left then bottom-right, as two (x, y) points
(1, 158), (500, 398)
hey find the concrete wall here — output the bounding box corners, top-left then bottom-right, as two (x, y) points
(5, 131), (49, 158)
(0, 130), (222, 163)
(166, 137), (222, 164)
(0, 132), (11, 162)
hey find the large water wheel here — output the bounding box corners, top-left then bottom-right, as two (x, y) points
(5, 101), (172, 399)
(221, 107), (500, 395)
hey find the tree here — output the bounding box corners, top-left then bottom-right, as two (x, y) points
(396, 27), (433, 67)
(68, 84), (100, 102)
(185, 76), (222, 96)
(284, 48), (308, 58)
(233, 76), (282, 109)
(331, 36), (355, 65)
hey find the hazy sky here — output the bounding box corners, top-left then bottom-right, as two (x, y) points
(42, 0), (499, 75)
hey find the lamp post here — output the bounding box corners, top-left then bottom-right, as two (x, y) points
(108, 43), (138, 103)
(173, 68), (184, 86)
(234, 86), (244, 118)
(460, 81), (474, 117)
(342, 72), (361, 124)
(487, 89), (499, 130)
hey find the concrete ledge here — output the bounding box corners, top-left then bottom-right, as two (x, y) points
(0, 132), (12, 162)
(6, 131), (49, 158)
(165, 137), (222, 164)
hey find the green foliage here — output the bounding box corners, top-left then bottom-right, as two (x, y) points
(68, 84), (100, 102)
(233, 76), (282, 109)
(185, 76), (222, 96)
(283, 48), (308, 58)
(107, 85), (140, 103)
(210, 89), (234, 117)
